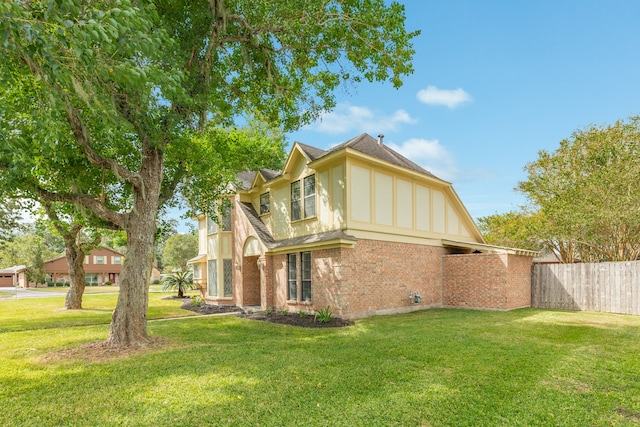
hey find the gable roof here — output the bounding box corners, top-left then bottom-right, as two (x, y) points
(240, 133), (439, 188)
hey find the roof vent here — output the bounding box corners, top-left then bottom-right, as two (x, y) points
(377, 134), (384, 145)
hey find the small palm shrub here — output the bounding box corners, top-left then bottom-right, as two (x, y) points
(161, 269), (197, 298)
(314, 306), (333, 323)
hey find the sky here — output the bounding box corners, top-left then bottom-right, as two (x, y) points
(286, 0), (640, 222)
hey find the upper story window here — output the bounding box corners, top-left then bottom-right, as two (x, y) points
(112, 256), (122, 265)
(291, 174), (316, 222)
(260, 192), (270, 215)
(221, 204), (232, 231)
(207, 216), (217, 234)
(95, 256), (106, 265)
(206, 203), (232, 233)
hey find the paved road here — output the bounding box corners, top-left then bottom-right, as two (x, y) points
(0, 288), (68, 300)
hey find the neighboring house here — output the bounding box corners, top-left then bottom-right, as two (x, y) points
(44, 247), (124, 286)
(0, 265), (27, 288)
(190, 133), (537, 319)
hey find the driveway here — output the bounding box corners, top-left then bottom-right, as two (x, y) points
(0, 288), (68, 300)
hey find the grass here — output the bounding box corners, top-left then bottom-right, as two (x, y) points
(1, 301), (639, 427)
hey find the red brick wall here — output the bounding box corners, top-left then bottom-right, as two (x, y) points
(268, 239), (448, 319)
(442, 253), (532, 310)
(241, 255), (261, 306)
(506, 255), (533, 309)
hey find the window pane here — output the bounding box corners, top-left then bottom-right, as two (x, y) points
(301, 252), (311, 301)
(221, 205), (232, 231)
(223, 259), (233, 297)
(207, 216), (218, 234)
(193, 264), (201, 279)
(287, 253), (297, 300)
(303, 175), (316, 218)
(260, 192), (270, 215)
(290, 180), (301, 221)
(208, 260), (217, 297)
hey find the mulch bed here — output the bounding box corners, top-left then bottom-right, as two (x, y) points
(174, 296), (353, 328)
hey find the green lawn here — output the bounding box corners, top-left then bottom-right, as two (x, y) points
(1, 297), (639, 426)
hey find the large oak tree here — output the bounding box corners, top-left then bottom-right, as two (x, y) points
(0, 0), (418, 346)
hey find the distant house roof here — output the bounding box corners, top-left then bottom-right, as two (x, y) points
(0, 265), (27, 274)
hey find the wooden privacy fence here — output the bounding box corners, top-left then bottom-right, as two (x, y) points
(532, 261), (640, 315)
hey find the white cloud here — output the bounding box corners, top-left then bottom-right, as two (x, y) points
(416, 86), (472, 108)
(308, 103), (416, 135)
(387, 138), (458, 181)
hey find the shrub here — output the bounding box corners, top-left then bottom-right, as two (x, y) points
(265, 307), (273, 314)
(46, 281), (54, 287)
(280, 309), (288, 315)
(314, 306), (333, 323)
(191, 295), (204, 307)
(160, 269), (196, 298)
(55, 282), (64, 287)
(104, 281), (113, 286)
(299, 311), (308, 318)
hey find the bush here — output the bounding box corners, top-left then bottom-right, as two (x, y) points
(46, 281), (54, 287)
(55, 282), (64, 287)
(191, 295), (204, 307)
(104, 281), (113, 286)
(152, 279), (160, 285)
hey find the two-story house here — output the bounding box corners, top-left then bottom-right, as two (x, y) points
(44, 247), (124, 286)
(190, 133), (536, 319)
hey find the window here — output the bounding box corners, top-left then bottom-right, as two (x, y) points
(287, 251), (311, 302)
(260, 192), (270, 215)
(85, 274), (98, 286)
(95, 256), (105, 265)
(208, 260), (217, 297)
(301, 252), (311, 301)
(112, 256), (122, 265)
(303, 175), (316, 218)
(287, 253), (297, 300)
(207, 216), (217, 234)
(290, 180), (301, 221)
(193, 263), (201, 280)
(291, 174), (316, 222)
(221, 204), (232, 231)
(223, 259), (233, 297)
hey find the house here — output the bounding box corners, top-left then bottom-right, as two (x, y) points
(190, 133), (537, 319)
(0, 265), (27, 288)
(44, 247), (124, 286)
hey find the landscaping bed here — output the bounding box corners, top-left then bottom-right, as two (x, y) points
(177, 297), (353, 328)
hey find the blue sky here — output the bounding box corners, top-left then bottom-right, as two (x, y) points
(287, 0), (640, 221)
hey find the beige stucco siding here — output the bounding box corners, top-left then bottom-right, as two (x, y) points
(345, 160), (482, 244)
(350, 164), (371, 222)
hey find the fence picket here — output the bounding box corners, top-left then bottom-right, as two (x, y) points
(532, 261), (640, 315)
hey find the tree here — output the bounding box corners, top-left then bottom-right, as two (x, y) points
(518, 116), (640, 262)
(0, 199), (24, 240)
(42, 202), (102, 309)
(477, 210), (544, 252)
(0, 1), (417, 347)
(162, 233), (198, 272)
(0, 226), (60, 282)
(160, 269), (195, 298)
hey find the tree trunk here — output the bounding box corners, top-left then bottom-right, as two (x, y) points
(64, 245), (86, 310)
(106, 147), (163, 348)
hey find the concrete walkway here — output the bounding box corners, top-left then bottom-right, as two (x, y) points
(0, 288), (68, 300)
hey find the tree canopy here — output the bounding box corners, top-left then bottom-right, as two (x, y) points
(0, 0), (418, 346)
(514, 116), (640, 262)
(161, 233), (198, 272)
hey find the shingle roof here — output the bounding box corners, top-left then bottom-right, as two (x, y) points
(326, 133), (435, 177)
(239, 202), (356, 250)
(237, 133), (437, 190)
(235, 171), (257, 190)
